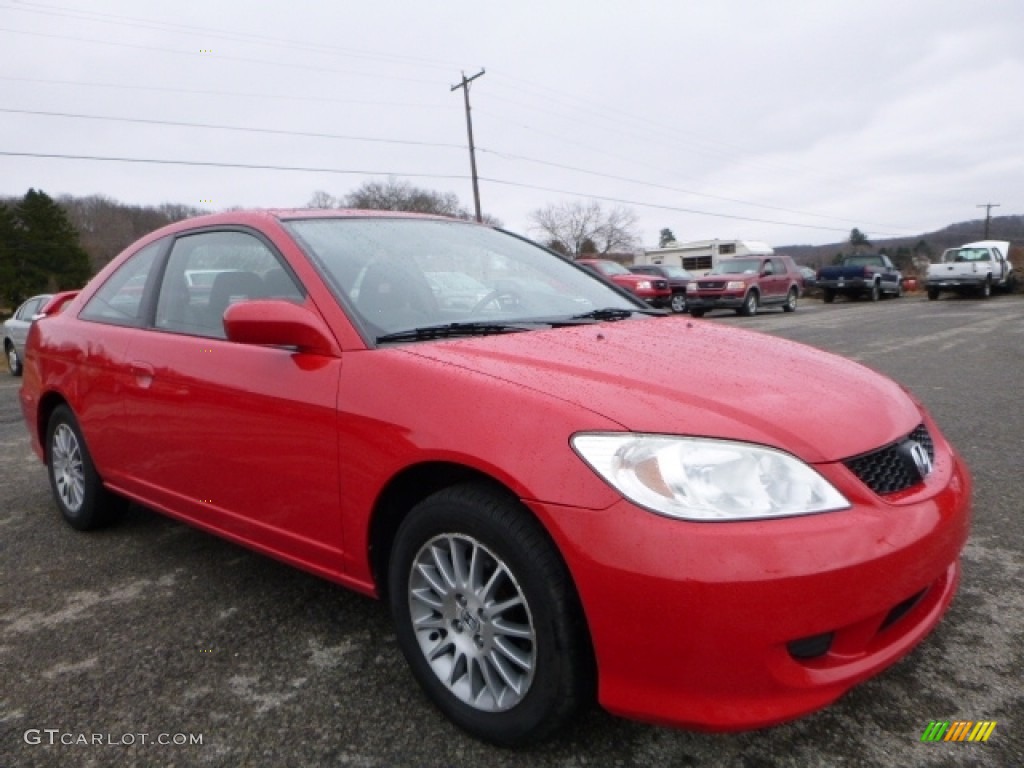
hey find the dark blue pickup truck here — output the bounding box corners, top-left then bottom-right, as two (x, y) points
(817, 254), (903, 303)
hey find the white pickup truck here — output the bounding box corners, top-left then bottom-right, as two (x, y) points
(925, 240), (1016, 300)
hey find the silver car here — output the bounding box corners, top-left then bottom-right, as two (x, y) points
(3, 294), (52, 376)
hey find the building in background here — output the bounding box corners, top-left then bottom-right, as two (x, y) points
(639, 239), (774, 275)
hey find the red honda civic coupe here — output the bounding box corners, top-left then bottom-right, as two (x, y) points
(20, 210), (971, 746)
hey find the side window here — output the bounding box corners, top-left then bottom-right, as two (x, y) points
(770, 258), (786, 275)
(80, 240), (163, 327)
(155, 230), (304, 339)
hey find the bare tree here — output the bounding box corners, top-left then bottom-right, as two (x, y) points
(307, 190), (339, 209)
(529, 200), (639, 257)
(343, 178), (463, 216)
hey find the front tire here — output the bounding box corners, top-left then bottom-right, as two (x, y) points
(927, 288), (939, 301)
(388, 483), (590, 746)
(46, 405), (124, 530)
(5, 342), (21, 376)
(822, 288), (835, 304)
(739, 291), (759, 316)
(980, 277), (992, 299)
(869, 281), (881, 302)
(670, 292), (687, 313)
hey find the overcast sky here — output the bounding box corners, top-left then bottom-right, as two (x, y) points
(1, 0), (1021, 249)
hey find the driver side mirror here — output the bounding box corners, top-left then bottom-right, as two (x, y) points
(224, 300), (338, 356)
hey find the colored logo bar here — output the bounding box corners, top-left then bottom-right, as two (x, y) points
(921, 721), (997, 742)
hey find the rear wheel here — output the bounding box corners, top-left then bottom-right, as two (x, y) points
(689, 308), (705, 318)
(388, 483), (591, 746)
(782, 287), (798, 313)
(980, 277), (992, 299)
(869, 281), (881, 302)
(46, 405), (124, 530)
(5, 342), (21, 376)
(927, 288), (939, 301)
(822, 288), (835, 304)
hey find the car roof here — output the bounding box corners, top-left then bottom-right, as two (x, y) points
(115, 209), (480, 258)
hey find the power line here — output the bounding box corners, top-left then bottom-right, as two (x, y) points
(0, 75), (450, 111)
(0, 150), (902, 235)
(478, 178), (906, 236)
(0, 151), (469, 180)
(0, 107), (466, 150)
(478, 146), (911, 232)
(0, 26), (443, 86)
(1, 104), (910, 233)
(0, 0), (462, 71)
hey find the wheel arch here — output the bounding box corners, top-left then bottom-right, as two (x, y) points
(369, 463), (562, 598)
(35, 391), (71, 461)
(367, 462), (598, 682)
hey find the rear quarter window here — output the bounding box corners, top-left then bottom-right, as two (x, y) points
(79, 240), (164, 327)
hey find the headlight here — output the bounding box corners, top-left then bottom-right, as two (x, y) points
(572, 433), (850, 521)
(635, 280), (652, 290)
(686, 283), (698, 292)
(725, 281), (745, 291)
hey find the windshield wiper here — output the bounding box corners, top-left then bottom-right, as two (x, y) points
(376, 321), (543, 344)
(569, 307), (665, 322)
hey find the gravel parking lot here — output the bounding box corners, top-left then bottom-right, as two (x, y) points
(2, 293), (1021, 767)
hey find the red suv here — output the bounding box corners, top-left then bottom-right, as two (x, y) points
(576, 258), (672, 308)
(687, 255), (802, 317)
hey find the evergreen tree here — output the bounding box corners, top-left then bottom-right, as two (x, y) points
(12, 189), (91, 300)
(659, 228), (676, 247)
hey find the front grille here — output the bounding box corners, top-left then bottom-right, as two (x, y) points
(654, 279), (668, 289)
(844, 424), (935, 495)
(700, 281), (726, 290)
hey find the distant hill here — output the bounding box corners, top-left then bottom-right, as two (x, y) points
(779, 215), (1024, 272)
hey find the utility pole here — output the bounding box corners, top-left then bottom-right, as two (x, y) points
(977, 202), (1000, 238)
(451, 68), (485, 223)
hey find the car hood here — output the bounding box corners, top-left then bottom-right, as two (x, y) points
(402, 317), (920, 464)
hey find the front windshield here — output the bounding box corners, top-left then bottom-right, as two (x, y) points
(662, 266), (692, 279)
(592, 260), (630, 276)
(283, 218), (641, 338)
(711, 258), (761, 275)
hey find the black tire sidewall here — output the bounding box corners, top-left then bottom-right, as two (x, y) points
(388, 486), (582, 746)
(6, 343), (22, 376)
(46, 405), (105, 530)
(784, 288), (797, 312)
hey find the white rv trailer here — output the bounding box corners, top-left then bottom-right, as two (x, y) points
(639, 239), (774, 276)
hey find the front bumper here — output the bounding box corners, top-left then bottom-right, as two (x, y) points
(638, 292), (673, 308)
(527, 443), (971, 730)
(687, 293), (745, 310)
